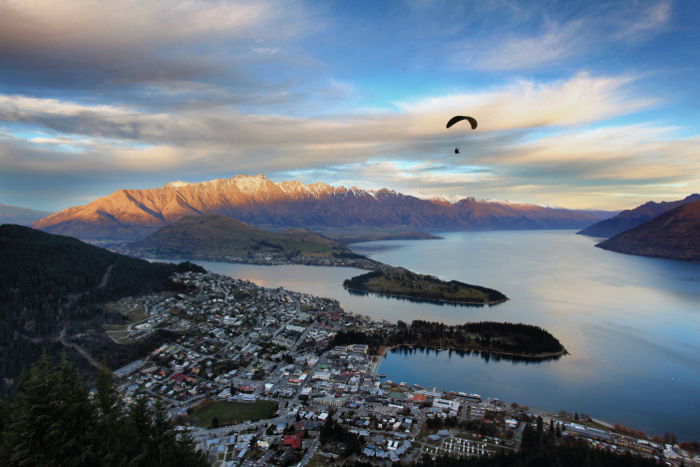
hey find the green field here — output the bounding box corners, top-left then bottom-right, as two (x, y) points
(192, 400), (277, 428)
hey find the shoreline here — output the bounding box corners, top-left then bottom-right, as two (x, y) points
(373, 344), (567, 369)
(122, 252), (386, 271)
(344, 285), (508, 307)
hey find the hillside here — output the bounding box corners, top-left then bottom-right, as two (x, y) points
(126, 214), (380, 268)
(0, 224), (203, 388)
(578, 194), (700, 237)
(0, 203), (52, 226)
(597, 201), (700, 263)
(34, 174), (612, 242)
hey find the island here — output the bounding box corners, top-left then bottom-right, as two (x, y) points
(333, 319), (567, 361)
(343, 267), (508, 306)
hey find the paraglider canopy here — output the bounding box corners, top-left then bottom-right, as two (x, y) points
(446, 115), (478, 130)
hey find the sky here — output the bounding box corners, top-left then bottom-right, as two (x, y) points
(1, 0), (699, 212)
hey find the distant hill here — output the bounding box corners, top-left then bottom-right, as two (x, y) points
(127, 214), (361, 261)
(578, 194), (700, 238)
(0, 224), (202, 388)
(34, 174), (613, 242)
(0, 203), (51, 226)
(597, 201), (700, 263)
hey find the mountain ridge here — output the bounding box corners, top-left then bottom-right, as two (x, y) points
(578, 194), (700, 238)
(35, 173), (614, 242)
(596, 200), (700, 263)
(0, 203), (52, 226)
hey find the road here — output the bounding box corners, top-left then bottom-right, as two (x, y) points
(59, 327), (102, 371)
(296, 437), (320, 466)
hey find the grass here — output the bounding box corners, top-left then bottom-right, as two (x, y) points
(192, 400), (278, 428)
(104, 329), (132, 344)
(306, 454), (329, 467)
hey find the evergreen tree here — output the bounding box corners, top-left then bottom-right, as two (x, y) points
(2, 354), (96, 466)
(0, 355), (208, 467)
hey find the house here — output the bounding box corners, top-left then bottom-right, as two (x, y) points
(282, 434), (302, 450)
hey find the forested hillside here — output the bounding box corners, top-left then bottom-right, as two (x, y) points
(0, 225), (203, 388)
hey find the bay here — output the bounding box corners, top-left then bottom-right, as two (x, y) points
(195, 230), (700, 440)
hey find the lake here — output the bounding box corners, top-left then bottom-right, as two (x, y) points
(195, 230), (700, 440)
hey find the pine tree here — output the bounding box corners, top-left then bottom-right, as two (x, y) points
(1, 355), (208, 467)
(93, 363), (132, 467)
(4, 353), (95, 466)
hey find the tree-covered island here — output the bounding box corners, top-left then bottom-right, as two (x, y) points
(333, 320), (567, 360)
(343, 267), (508, 306)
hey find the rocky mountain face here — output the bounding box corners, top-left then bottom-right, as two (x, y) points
(597, 200), (700, 263)
(0, 203), (52, 226)
(34, 174), (612, 242)
(578, 194), (700, 238)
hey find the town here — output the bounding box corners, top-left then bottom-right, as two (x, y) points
(107, 272), (699, 467)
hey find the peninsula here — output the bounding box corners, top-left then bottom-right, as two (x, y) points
(124, 214), (384, 270)
(333, 319), (567, 360)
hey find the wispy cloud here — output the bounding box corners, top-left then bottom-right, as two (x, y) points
(0, 73), (654, 160)
(458, 0), (673, 70)
(460, 19), (586, 70)
(395, 73), (655, 131)
(2, 70), (698, 210)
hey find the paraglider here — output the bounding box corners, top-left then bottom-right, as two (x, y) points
(446, 115), (477, 155)
(446, 115), (477, 130)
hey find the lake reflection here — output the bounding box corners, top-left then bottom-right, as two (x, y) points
(195, 230), (700, 440)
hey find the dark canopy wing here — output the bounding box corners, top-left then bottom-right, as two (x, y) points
(446, 115), (478, 130)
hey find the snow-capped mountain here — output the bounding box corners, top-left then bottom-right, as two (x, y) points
(34, 173), (612, 242)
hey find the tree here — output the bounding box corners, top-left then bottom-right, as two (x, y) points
(0, 355), (208, 467)
(2, 353), (96, 466)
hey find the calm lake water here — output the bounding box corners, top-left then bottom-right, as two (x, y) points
(195, 230), (700, 440)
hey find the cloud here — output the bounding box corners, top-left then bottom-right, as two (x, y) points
(0, 0), (316, 86)
(458, 0), (673, 70)
(1, 71), (697, 211)
(395, 72), (654, 131)
(612, 0), (672, 41)
(0, 72), (653, 144)
(461, 19), (586, 71)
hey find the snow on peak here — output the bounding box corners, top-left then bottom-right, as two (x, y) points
(164, 181), (191, 188)
(231, 173), (272, 193)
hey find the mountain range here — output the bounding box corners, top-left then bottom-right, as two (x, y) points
(578, 194), (700, 238)
(0, 203), (52, 226)
(34, 174), (613, 242)
(597, 200), (700, 263)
